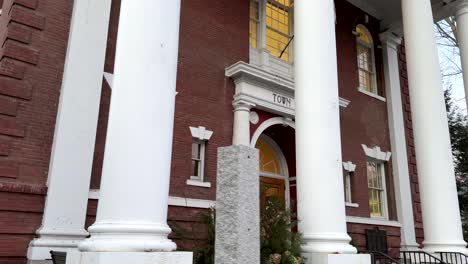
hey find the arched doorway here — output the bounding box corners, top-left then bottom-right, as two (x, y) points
(255, 134), (290, 208)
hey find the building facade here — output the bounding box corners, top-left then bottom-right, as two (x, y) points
(0, 0), (467, 263)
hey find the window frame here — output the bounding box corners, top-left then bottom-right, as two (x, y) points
(355, 24), (379, 96)
(366, 159), (389, 219)
(190, 139), (206, 182)
(249, 0), (294, 63)
(343, 161), (358, 208)
(361, 144), (392, 220)
(187, 126), (214, 188)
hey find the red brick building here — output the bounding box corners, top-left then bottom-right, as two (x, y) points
(0, 0), (467, 263)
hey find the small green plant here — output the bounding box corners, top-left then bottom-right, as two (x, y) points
(260, 197), (304, 264)
(169, 208), (215, 264)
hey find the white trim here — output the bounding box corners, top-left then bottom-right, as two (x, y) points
(362, 144), (392, 161)
(250, 117), (295, 147)
(88, 191), (216, 209)
(342, 161), (356, 172)
(345, 202), (360, 208)
(186, 179), (212, 188)
(346, 216), (402, 227)
(168, 196), (215, 209)
(103, 72), (113, 89)
(189, 126), (213, 141)
(226, 61), (351, 119)
(358, 87), (387, 102)
(88, 189), (100, 200)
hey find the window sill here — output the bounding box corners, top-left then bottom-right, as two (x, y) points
(186, 179), (211, 188)
(346, 216), (401, 227)
(358, 87), (386, 102)
(345, 202), (359, 208)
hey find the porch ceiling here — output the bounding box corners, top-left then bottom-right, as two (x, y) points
(346, 0), (460, 33)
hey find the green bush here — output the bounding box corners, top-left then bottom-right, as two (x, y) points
(260, 197), (304, 264)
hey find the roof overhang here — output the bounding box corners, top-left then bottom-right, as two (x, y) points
(346, 0), (462, 34)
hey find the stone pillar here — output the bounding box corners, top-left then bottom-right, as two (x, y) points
(401, 0), (468, 253)
(294, 0), (356, 255)
(215, 145), (260, 264)
(75, 0), (192, 262)
(27, 0), (112, 260)
(232, 100), (254, 146)
(455, 1), (468, 111)
(380, 32), (419, 251)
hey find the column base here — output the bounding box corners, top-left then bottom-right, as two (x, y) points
(422, 240), (468, 254)
(66, 251), (193, 264)
(27, 229), (88, 260)
(400, 241), (421, 251)
(302, 253), (371, 264)
(301, 233), (357, 254)
(79, 222), (177, 252)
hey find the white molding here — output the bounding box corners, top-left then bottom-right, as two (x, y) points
(361, 144), (392, 161)
(358, 87), (387, 102)
(189, 126), (213, 141)
(345, 202), (360, 208)
(88, 191), (216, 209)
(168, 196), (215, 209)
(103, 72), (113, 89)
(346, 216), (402, 227)
(342, 161), (357, 172)
(88, 189), (100, 200)
(226, 62), (351, 118)
(186, 179), (212, 188)
(250, 117), (295, 147)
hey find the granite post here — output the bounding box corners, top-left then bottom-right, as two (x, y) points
(215, 145), (260, 264)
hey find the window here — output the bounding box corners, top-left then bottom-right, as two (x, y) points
(367, 160), (387, 217)
(356, 25), (378, 94)
(187, 126), (213, 188)
(361, 144), (391, 218)
(191, 140), (204, 179)
(250, 0), (294, 62)
(343, 161), (358, 207)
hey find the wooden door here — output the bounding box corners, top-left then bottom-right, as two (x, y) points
(260, 177), (285, 205)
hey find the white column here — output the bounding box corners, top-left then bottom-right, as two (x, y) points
(455, 1), (468, 112)
(380, 32), (419, 251)
(294, 0), (356, 254)
(232, 100), (254, 146)
(401, 0), (468, 253)
(27, 0), (112, 260)
(78, 0), (182, 253)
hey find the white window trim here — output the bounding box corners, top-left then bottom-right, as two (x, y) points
(362, 144), (391, 220)
(343, 161), (359, 207)
(356, 24), (381, 98)
(358, 87), (387, 102)
(188, 126), (213, 188)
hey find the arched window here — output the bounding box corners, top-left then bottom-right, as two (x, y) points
(356, 25), (378, 94)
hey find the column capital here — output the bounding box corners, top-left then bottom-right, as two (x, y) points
(379, 31), (402, 51)
(454, 1), (468, 18)
(232, 99), (256, 112)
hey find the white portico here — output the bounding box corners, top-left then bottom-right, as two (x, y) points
(26, 0), (468, 263)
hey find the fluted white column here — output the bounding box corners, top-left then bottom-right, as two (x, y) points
(27, 0), (112, 260)
(455, 1), (468, 112)
(294, 0), (356, 254)
(79, 0), (182, 252)
(232, 100), (254, 146)
(402, 0), (467, 253)
(380, 32), (419, 251)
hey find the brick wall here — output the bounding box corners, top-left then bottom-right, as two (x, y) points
(0, 0), (72, 262)
(398, 44), (424, 244)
